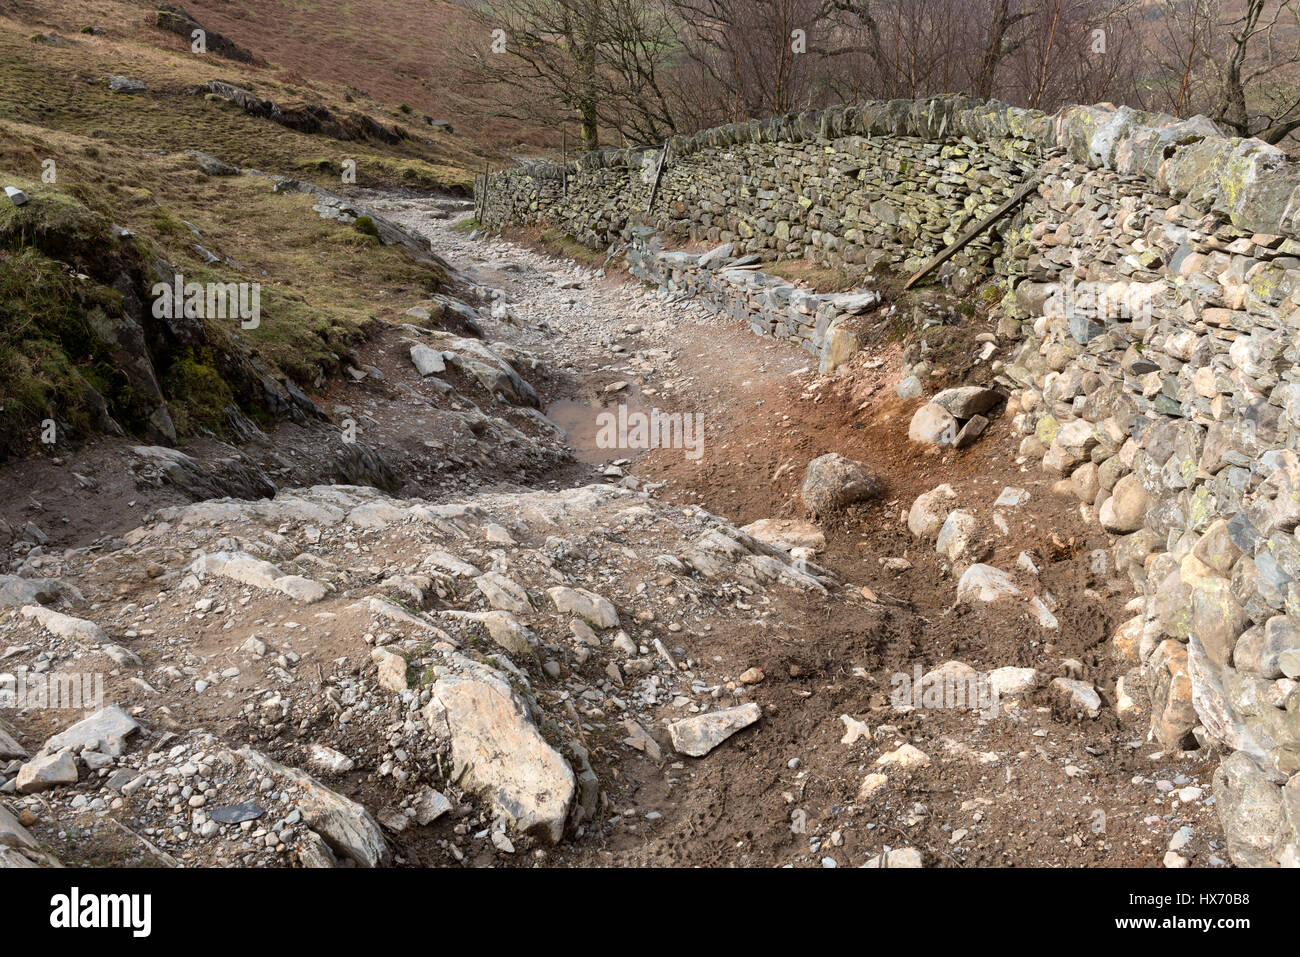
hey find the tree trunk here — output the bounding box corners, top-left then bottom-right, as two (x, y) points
(579, 98), (600, 150)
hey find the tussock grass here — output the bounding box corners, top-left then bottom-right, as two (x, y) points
(760, 258), (866, 294)
(0, 3), (486, 456)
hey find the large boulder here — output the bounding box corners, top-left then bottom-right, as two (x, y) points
(935, 510), (980, 563)
(931, 386), (1001, 419)
(956, 564), (1021, 604)
(107, 75), (146, 93)
(1213, 750), (1291, 867)
(819, 319), (860, 374)
(1099, 474), (1150, 533)
(908, 403), (958, 446)
(423, 657), (575, 843)
(800, 454), (882, 515)
(16, 751), (78, 794)
(546, 586), (618, 629)
(908, 484), (958, 538)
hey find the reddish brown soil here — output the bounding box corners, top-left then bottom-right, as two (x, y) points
(535, 277), (1222, 868)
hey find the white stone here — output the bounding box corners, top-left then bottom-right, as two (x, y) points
(956, 564), (1021, 604)
(423, 657), (574, 842)
(667, 703), (762, 757)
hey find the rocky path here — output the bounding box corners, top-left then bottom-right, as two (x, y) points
(377, 198), (1229, 868)
(0, 193), (1228, 869)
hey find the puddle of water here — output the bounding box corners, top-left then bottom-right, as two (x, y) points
(546, 385), (650, 465)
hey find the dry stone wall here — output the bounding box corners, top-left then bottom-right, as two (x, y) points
(622, 229), (880, 370)
(1003, 117), (1300, 869)
(481, 98), (1045, 287)
(481, 96), (1300, 866)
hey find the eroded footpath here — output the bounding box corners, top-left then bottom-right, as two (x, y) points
(0, 197), (1225, 869)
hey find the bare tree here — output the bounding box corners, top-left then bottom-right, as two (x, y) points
(1214, 0), (1300, 142)
(972, 0), (1039, 97)
(1152, 0), (1300, 144)
(591, 0), (682, 143)
(1007, 0), (1146, 110)
(464, 0), (680, 149)
(665, 0), (827, 125)
(460, 0), (1299, 152)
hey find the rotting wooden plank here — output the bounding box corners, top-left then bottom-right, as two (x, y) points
(902, 172), (1044, 291)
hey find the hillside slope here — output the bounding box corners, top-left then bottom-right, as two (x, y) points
(0, 0), (502, 460)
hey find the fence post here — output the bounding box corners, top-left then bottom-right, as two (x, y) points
(646, 142), (668, 214)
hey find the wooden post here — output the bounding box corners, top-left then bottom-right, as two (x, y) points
(902, 171), (1043, 291)
(477, 160), (489, 225)
(646, 143), (668, 214)
(561, 128), (567, 199)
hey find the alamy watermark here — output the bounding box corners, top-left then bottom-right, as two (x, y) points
(595, 404), (705, 461)
(1044, 277), (1155, 327)
(1, 671), (105, 711)
(890, 665), (998, 719)
(151, 273), (260, 329)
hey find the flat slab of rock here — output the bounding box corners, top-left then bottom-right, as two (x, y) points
(1050, 677), (1102, 718)
(190, 551), (327, 603)
(954, 414), (989, 448)
(828, 291), (881, 314)
(237, 749), (390, 866)
(875, 743), (930, 769)
(740, 518), (826, 552)
(367, 597), (448, 638)
(546, 586), (618, 628)
(20, 606), (107, 644)
(442, 610), (536, 655)
(0, 803), (59, 865)
(956, 564), (1021, 604)
(987, 666), (1040, 698)
(0, 803), (40, 852)
(413, 787), (452, 825)
(424, 658), (574, 843)
(371, 647), (409, 692)
(474, 571), (534, 614)
(863, 847), (924, 868)
(410, 343), (447, 376)
(0, 716), (26, 759)
(208, 802), (265, 825)
(40, 705), (138, 758)
(668, 703), (762, 757)
(307, 745), (355, 774)
(994, 487), (1030, 507)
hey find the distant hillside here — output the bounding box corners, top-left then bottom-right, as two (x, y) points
(0, 0), (484, 458)
(123, 0), (553, 155)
